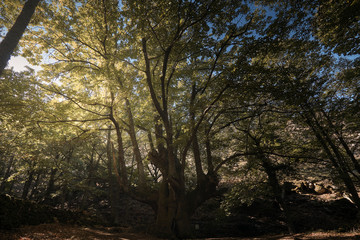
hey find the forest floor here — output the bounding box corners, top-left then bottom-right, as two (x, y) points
(1, 185), (360, 240)
(0, 223), (360, 240)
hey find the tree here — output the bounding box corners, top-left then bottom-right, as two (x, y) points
(21, 0), (267, 237)
(5, 0), (359, 237)
(240, 33), (360, 207)
(0, 0), (41, 75)
(314, 0), (360, 55)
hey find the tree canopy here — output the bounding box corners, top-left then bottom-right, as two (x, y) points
(0, 0), (359, 238)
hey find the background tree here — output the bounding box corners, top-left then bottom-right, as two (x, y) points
(314, 0), (360, 55)
(240, 33), (360, 207)
(0, 0), (41, 75)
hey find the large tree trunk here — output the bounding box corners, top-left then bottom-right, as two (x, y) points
(150, 149), (218, 238)
(155, 195), (192, 238)
(147, 140), (192, 238)
(154, 178), (215, 238)
(0, 0), (41, 75)
(153, 180), (174, 236)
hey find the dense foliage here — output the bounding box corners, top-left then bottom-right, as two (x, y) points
(0, 0), (359, 238)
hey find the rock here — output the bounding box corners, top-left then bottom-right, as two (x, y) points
(296, 182), (316, 194)
(314, 184), (329, 195)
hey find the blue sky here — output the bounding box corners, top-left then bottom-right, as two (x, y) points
(7, 55), (41, 72)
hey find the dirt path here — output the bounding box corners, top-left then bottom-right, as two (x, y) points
(1, 223), (360, 240)
(0, 223), (160, 240)
(199, 232), (360, 240)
